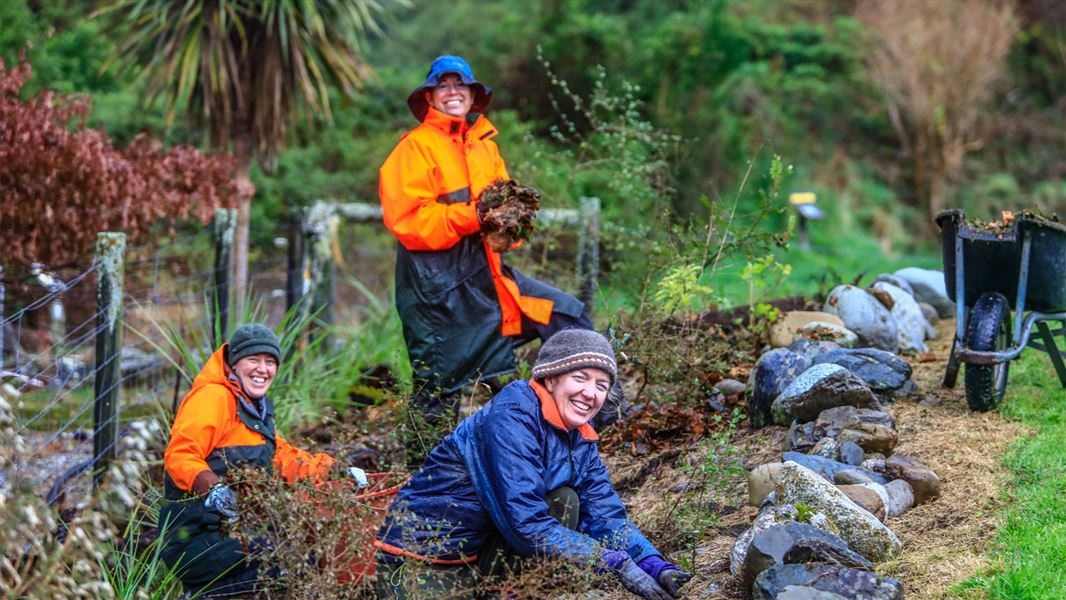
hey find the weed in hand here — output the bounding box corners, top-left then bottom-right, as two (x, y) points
(478, 180), (541, 253)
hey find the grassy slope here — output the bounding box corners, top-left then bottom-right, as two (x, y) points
(960, 346), (1066, 598)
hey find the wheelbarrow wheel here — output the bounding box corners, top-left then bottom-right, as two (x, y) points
(964, 292), (1012, 411)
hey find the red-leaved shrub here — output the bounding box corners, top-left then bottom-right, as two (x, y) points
(0, 58), (237, 269)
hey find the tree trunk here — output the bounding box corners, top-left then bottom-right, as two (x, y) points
(232, 136), (254, 320)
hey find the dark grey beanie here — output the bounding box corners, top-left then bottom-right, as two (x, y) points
(532, 329), (617, 384)
(226, 323), (281, 366)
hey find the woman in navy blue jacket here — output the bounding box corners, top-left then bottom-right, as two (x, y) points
(375, 329), (691, 599)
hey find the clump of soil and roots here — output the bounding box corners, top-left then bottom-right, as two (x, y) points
(478, 180), (541, 253)
(965, 208), (1062, 233)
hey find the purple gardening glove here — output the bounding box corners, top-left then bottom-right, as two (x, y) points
(638, 555), (692, 599)
(600, 550), (672, 600)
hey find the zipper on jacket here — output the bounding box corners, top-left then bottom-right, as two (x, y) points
(567, 431), (577, 483)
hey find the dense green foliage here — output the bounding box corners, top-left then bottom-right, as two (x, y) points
(5, 0), (1061, 245)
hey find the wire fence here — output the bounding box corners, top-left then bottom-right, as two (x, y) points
(1, 201), (602, 510)
(0, 228), (220, 509)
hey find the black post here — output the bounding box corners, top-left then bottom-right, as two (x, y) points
(286, 208), (306, 314)
(576, 197), (601, 316)
(93, 232), (125, 486)
(212, 208), (237, 348)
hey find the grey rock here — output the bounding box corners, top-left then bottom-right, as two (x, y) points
(839, 441), (865, 466)
(811, 348), (913, 399)
(770, 311), (847, 348)
(787, 339), (842, 361)
(822, 285), (900, 352)
(788, 421), (819, 453)
(776, 587), (848, 600)
(799, 322), (859, 348)
(834, 468), (886, 485)
(748, 349), (813, 429)
(732, 503), (827, 576)
(918, 301), (940, 325)
(861, 457), (887, 472)
(884, 454), (941, 505)
(884, 479), (915, 517)
(874, 274), (915, 297)
(894, 267), (954, 318)
(749, 462), (785, 507)
(873, 281), (931, 353)
(783, 452), (888, 485)
(741, 522), (873, 590)
(771, 364), (881, 425)
(810, 437), (841, 462)
(892, 378), (920, 400)
(776, 462), (903, 561)
(794, 407), (897, 458)
(714, 378), (747, 398)
(753, 564), (904, 600)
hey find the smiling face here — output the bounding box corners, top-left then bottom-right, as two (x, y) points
(426, 73), (473, 118)
(231, 353), (278, 400)
(544, 368), (610, 430)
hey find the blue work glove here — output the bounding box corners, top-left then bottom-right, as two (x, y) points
(203, 483), (239, 524)
(638, 555), (692, 598)
(601, 550), (673, 600)
(346, 466), (369, 489)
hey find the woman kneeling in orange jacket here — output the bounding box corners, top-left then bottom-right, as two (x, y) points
(159, 324), (362, 596)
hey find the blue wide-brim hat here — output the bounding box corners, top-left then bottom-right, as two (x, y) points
(407, 55), (492, 121)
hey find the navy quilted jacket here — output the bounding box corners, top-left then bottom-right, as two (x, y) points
(377, 379), (659, 565)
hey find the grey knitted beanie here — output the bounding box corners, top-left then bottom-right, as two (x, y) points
(531, 329), (617, 384)
(227, 323), (281, 366)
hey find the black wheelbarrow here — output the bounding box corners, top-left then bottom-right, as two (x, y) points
(936, 209), (1066, 411)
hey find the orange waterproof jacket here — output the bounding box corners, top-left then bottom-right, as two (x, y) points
(379, 107), (553, 337)
(163, 345), (334, 495)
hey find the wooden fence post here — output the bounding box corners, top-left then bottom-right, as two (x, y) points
(93, 232), (125, 486)
(286, 208), (306, 315)
(304, 202), (337, 342)
(576, 197), (601, 315)
(212, 208), (237, 347)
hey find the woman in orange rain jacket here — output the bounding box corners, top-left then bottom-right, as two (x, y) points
(159, 323), (359, 596)
(379, 55), (621, 425)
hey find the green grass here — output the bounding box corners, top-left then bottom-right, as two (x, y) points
(711, 231), (942, 307)
(958, 344), (1066, 599)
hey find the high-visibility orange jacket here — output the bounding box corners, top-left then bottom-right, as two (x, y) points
(164, 345), (334, 494)
(160, 344), (335, 587)
(379, 107), (553, 332)
(380, 108), (586, 394)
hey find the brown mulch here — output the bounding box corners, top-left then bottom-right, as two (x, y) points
(605, 318), (1027, 599)
(878, 320), (1029, 598)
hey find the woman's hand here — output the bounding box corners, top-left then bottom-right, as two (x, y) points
(634, 555), (691, 598)
(484, 230), (517, 253)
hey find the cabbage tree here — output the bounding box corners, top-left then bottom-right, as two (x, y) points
(102, 0), (392, 302)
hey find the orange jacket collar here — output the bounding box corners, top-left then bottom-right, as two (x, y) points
(528, 379), (598, 442)
(421, 106), (497, 141)
(190, 346), (242, 397)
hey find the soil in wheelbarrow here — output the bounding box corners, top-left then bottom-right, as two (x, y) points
(967, 209), (1061, 234)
